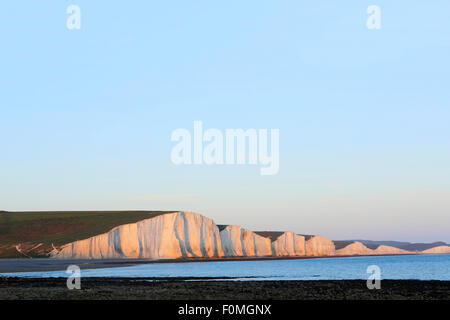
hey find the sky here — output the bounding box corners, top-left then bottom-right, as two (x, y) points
(1, 1), (449, 242)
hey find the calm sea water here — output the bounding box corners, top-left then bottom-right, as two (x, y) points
(2, 254), (450, 280)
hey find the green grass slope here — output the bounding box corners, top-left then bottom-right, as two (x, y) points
(0, 211), (174, 258)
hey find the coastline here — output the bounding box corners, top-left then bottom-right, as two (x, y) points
(0, 253), (423, 274)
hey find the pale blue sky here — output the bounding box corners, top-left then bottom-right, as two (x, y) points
(1, 1), (449, 242)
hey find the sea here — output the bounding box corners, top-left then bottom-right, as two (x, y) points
(1, 254), (449, 280)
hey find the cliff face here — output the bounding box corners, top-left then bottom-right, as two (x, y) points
(52, 211), (337, 259)
(306, 236), (336, 256)
(336, 241), (375, 256)
(52, 211), (223, 259)
(271, 232), (306, 256)
(53, 211), (446, 260)
(336, 241), (413, 256)
(220, 228), (335, 258)
(7, 210), (448, 260)
(219, 225), (272, 257)
(373, 245), (411, 255)
(421, 246), (450, 254)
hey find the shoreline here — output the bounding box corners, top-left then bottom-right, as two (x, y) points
(0, 278), (448, 300)
(0, 253), (423, 274)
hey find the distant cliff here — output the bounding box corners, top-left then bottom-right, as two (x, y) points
(421, 246), (450, 254)
(335, 241), (441, 256)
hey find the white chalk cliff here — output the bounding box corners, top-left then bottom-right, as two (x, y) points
(305, 235), (336, 256)
(271, 232), (306, 257)
(52, 211), (223, 259)
(50, 211), (445, 260)
(373, 245), (411, 255)
(336, 241), (413, 256)
(421, 246), (450, 254)
(336, 241), (375, 256)
(51, 211), (337, 259)
(219, 225), (272, 257)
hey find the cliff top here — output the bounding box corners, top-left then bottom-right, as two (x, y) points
(253, 231), (284, 241)
(0, 210), (174, 248)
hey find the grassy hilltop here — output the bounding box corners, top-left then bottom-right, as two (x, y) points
(0, 211), (173, 258)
